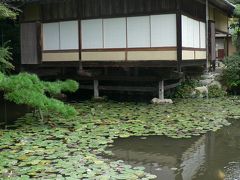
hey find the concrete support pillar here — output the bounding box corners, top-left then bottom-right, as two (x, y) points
(94, 80), (99, 98)
(158, 80), (164, 100)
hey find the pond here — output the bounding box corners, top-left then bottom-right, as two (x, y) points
(109, 121), (240, 180)
(0, 98), (240, 179)
(0, 98), (29, 127)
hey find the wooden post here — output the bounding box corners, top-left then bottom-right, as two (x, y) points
(206, 0), (209, 72)
(176, 0), (182, 72)
(158, 80), (164, 100)
(94, 80), (99, 98)
(4, 99), (7, 129)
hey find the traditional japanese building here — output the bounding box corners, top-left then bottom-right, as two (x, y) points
(8, 0), (235, 97)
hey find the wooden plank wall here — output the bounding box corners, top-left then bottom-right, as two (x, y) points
(23, 0), (206, 22)
(39, 0), (177, 21)
(42, 0), (78, 21)
(182, 0), (206, 21)
(21, 23), (39, 64)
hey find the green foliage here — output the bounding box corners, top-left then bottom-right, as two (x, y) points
(0, 3), (18, 74)
(0, 42), (14, 74)
(0, 72), (79, 118)
(229, 1), (240, 51)
(208, 85), (226, 98)
(229, 0), (238, 4)
(222, 54), (240, 89)
(234, 4), (240, 17)
(0, 3), (17, 20)
(174, 80), (199, 98)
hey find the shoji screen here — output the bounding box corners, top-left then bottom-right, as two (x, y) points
(200, 22), (206, 48)
(60, 21), (78, 49)
(43, 22), (60, 50)
(182, 15), (189, 47)
(150, 14), (176, 47)
(187, 17), (194, 47)
(182, 15), (205, 48)
(103, 18), (126, 48)
(127, 16), (150, 48)
(81, 19), (103, 49)
(182, 16), (195, 47)
(193, 20), (200, 48)
(43, 21), (78, 50)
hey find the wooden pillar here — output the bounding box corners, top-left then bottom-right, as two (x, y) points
(206, 0), (209, 72)
(176, 0), (182, 72)
(77, 0), (83, 74)
(226, 34), (229, 57)
(158, 80), (164, 100)
(4, 99), (7, 129)
(94, 80), (99, 98)
(209, 21), (216, 71)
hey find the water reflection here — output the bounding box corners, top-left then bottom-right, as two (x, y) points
(109, 121), (240, 180)
(0, 98), (29, 126)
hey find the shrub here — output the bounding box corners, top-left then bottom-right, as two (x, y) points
(0, 72), (79, 118)
(174, 80), (199, 98)
(222, 54), (240, 90)
(208, 85), (226, 98)
(0, 43), (14, 74)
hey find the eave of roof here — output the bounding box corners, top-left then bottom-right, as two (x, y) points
(208, 0), (235, 14)
(3, 0), (236, 14)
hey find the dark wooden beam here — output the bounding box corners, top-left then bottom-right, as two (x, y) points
(76, 76), (168, 82)
(39, 60), (178, 68)
(79, 85), (156, 92)
(181, 60), (207, 67)
(176, 0), (183, 72)
(79, 82), (180, 92)
(82, 61), (179, 68)
(38, 60), (206, 68)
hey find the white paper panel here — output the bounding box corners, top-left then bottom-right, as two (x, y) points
(103, 18), (126, 48)
(193, 20), (200, 48)
(127, 16), (150, 48)
(182, 15), (202, 48)
(43, 22), (60, 50)
(187, 17), (194, 48)
(81, 19), (103, 49)
(60, 21), (79, 50)
(200, 22), (206, 48)
(182, 15), (189, 47)
(151, 14), (176, 47)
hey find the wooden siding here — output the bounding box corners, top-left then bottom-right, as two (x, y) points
(21, 0), (233, 24)
(22, 0), (178, 22)
(82, 51), (126, 61)
(21, 4), (41, 22)
(195, 51), (207, 59)
(42, 0), (78, 21)
(214, 9), (228, 33)
(42, 52), (79, 61)
(82, 47), (177, 62)
(81, 0), (177, 19)
(182, 49), (207, 60)
(182, 0), (206, 21)
(127, 51), (177, 61)
(208, 6), (229, 33)
(21, 23), (40, 64)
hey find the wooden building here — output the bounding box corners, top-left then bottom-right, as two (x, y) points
(11, 0), (235, 97)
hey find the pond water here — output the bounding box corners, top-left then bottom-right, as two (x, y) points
(0, 98), (29, 126)
(109, 120), (240, 180)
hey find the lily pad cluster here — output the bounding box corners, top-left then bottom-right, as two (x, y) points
(0, 97), (240, 179)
